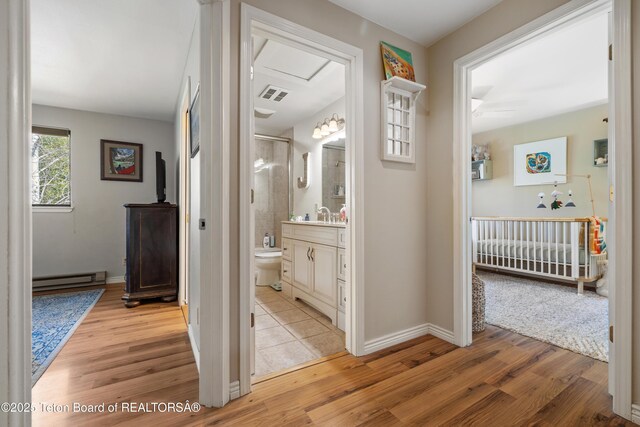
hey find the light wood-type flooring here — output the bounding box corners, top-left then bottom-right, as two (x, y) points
(32, 285), (635, 426)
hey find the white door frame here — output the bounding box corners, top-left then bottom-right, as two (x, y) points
(179, 77), (191, 307)
(452, 0), (632, 419)
(197, 0), (231, 408)
(239, 3), (365, 396)
(0, 0), (32, 425)
(0, 0), (233, 416)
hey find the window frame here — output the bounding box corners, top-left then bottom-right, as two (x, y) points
(31, 125), (73, 212)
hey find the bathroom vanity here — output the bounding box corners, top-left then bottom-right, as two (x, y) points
(280, 221), (347, 330)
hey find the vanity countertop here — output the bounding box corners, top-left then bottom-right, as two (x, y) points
(282, 220), (346, 228)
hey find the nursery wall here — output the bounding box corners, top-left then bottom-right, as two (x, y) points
(472, 104), (609, 218)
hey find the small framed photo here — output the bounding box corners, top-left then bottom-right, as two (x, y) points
(190, 85), (200, 158)
(100, 139), (143, 182)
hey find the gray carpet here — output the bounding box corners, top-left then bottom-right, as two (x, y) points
(479, 271), (609, 362)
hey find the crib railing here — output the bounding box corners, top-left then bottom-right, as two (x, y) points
(471, 217), (606, 292)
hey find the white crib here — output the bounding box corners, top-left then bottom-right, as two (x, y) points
(471, 217), (607, 294)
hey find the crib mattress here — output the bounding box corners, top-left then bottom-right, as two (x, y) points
(474, 240), (587, 264)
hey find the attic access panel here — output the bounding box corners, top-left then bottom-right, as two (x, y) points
(255, 39), (331, 82)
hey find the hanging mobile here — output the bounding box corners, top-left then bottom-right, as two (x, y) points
(565, 190), (576, 207)
(550, 182), (563, 210)
(536, 192), (546, 209)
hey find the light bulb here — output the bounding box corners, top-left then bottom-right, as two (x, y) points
(312, 123), (322, 139)
(320, 120), (330, 136)
(328, 114), (339, 132)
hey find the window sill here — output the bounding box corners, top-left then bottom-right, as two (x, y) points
(32, 206), (74, 213)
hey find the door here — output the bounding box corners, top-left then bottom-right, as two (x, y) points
(249, 36), (257, 377)
(189, 150), (201, 349)
(179, 79), (191, 324)
(606, 10), (613, 396)
(293, 242), (312, 291)
(311, 243), (337, 305)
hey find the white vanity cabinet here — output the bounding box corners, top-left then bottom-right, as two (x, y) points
(281, 222), (345, 328)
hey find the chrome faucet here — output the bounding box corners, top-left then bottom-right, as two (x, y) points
(317, 206), (331, 222)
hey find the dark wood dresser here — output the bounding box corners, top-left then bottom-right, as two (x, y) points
(123, 203), (178, 308)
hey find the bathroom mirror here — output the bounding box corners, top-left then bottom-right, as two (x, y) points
(322, 140), (346, 213)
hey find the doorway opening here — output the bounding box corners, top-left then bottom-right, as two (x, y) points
(239, 4), (365, 395)
(453, 0), (632, 419)
(250, 30), (348, 381)
(469, 10), (610, 362)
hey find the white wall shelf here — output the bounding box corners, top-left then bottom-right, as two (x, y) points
(380, 76), (426, 164)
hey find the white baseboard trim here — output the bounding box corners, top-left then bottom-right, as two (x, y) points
(363, 323), (456, 355)
(106, 275), (125, 284)
(631, 404), (640, 424)
(363, 323), (430, 355)
(229, 381), (240, 400)
(188, 324), (200, 372)
(427, 323), (456, 344)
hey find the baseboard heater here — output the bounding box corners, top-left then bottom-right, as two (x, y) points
(32, 271), (107, 292)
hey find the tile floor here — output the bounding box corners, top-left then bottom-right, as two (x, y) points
(254, 285), (345, 378)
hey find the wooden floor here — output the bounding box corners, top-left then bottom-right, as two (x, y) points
(32, 286), (635, 426)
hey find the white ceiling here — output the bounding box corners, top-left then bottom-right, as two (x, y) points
(328, 0), (503, 46)
(471, 12), (608, 134)
(31, 0), (198, 122)
(253, 35), (345, 135)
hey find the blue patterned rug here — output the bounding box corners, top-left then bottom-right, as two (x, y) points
(32, 289), (104, 385)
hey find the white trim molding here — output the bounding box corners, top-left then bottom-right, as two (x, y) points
(0, 0), (32, 425)
(188, 324), (200, 371)
(452, 0), (632, 420)
(32, 206), (73, 213)
(631, 404), (640, 425)
(198, 0), (230, 408)
(229, 381), (240, 401)
(363, 323), (455, 355)
(106, 275), (125, 284)
(427, 323), (456, 344)
(609, 0), (632, 418)
(364, 324), (430, 355)
(238, 4), (365, 397)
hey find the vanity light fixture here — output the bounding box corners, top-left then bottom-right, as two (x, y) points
(311, 114), (345, 139)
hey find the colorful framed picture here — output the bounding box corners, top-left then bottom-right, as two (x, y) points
(190, 85), (200, 158)
(380, 41), (416, 82)
(513, 137), (567, 187)
(100, 139), (143, 182)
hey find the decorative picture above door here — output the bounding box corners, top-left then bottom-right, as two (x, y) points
(100, 139), (143, 182)
(513, 137), (567, 186)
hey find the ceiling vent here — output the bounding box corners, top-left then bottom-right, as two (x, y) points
(259, 85), (289, 102)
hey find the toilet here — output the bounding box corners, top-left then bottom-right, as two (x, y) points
(255, 247), (282, 286)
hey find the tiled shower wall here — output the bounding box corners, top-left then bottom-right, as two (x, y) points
(255, 138), (289, 249)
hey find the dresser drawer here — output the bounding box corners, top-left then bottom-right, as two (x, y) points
(338, 279), (346, 312)
(338, 249), (347, 281)
(281, 260), (292, 283)
(282, 238), (292, 261)
(282, 224), (338, 246)
(337, 228), (346, 248)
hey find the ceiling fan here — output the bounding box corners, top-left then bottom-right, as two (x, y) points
(471, 85), (522, 118)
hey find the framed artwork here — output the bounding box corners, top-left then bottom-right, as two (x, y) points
(100, 139), (143, 182)
(190, 85), (200, 158)
(513, 137), (567, 186)
(380, 41), (415, 82)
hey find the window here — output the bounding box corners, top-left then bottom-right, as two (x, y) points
(31, 126), (71, 207)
